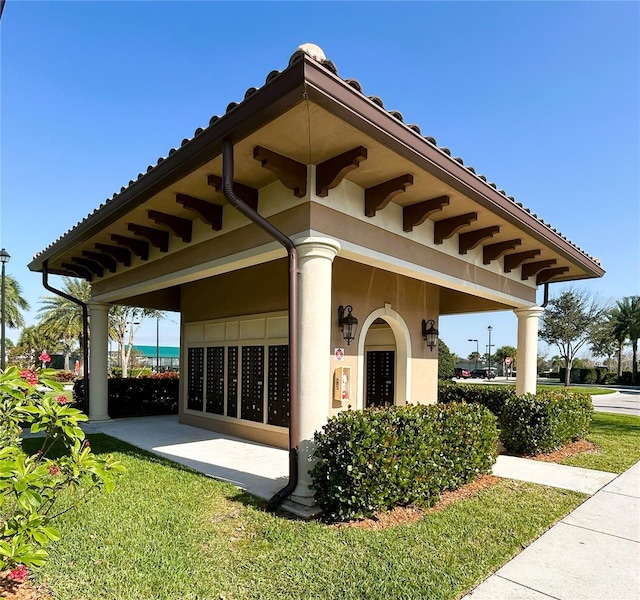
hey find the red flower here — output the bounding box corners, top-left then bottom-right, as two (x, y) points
(20, 370), (38, 386)
(48, 464), (60, 476)
(56, 395), (68, 405)
(38, 352), (51, 363)
(9, 564), (28, 583)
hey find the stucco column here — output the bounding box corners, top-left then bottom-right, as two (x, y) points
(88, 302), (110, 421)
(290, 236), (341, 507)
(514, 305), (544, 396)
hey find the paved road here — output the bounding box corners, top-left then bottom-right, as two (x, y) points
(592, 390), (640, 417)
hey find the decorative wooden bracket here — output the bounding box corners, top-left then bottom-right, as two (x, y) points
(61, 262), (92, 280)
(127, 223), (169, 252)
(82, 250), (116, 273)
(207, 175), (258, 211)
(95, 243), (132, 267)
(483, 239), (522, 265)
(459, 226), (500, 255)
(365, 174), (413, 218)
(176, 193), (223, 231)
(316, 146), (368, 197)
(537, 267), (570, 285)
(253, 146), (307, 198)
(70, 257), (103, 278)
(521, 259), (557, 280)
(433, 213), (477, 245)
(403, 195), (450, 232)
(504, 249), (541, 273)
(148, 210), (192, 243)
(111, 234), (150, 261)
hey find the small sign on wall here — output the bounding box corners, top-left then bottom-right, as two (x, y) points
(334, 348), (345, 362)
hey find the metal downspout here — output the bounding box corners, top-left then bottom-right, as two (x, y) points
(541, 283), (550, 308)
(42, 261), (90, 413)
(221, 141), (299, 511)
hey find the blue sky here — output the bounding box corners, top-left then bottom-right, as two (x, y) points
(1, 1), (638, 359)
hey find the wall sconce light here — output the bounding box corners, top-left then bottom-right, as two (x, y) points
(422, 319), (439, 351)
(338, 305), (358, 345)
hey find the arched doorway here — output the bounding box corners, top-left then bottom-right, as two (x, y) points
(356, 304), (412, 409)
(364, 319), (396, 407)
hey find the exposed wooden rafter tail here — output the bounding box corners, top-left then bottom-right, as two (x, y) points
(483, 239), (522, 264)
(127, 224), (169, 253)
(504, 249), (541, 272)
(459, 226), (500, 255)
(82, 250), (117, 273)
(176, 193), (223, 231)
(402, 195), (450, 232)
(365, 174), (413, 218)
(537, 267), (570, 285)
(111, 234), (150, 261)
(61, 262), (92, 280)
(70, 256), (103, 277)
(148, 210), (192, 243)
(95, 243), (132, 267)
(521, 259), (557, 280)
(433, 212), (477, 245)
(253, 146), (307, 198)
(316, 146), (368, 197)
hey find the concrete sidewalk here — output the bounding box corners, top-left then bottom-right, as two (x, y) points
(465, 461), (640, 600)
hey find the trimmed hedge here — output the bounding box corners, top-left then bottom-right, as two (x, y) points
(310, 403), (498, 521)
(73, 378), (179, 417)
(438, 381), (515, 418)
(500, 390), (593, 454)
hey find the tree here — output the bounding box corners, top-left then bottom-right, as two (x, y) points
(495, 345), (517, 377)
(437, 339), (455, 380)
(11, 325), (61, 369)
(109, 306), (163, 377)
(3, 275), (30, 329)
(38, 278), (91, 373)
(590, 311), (619, 372)
(611, 296), (640, 383)
(467, 351), (482, 368)
(539, 288), (608, 387)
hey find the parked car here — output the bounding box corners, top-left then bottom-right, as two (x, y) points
(454, 368), (471, 379)
(470, 368), (496, 379)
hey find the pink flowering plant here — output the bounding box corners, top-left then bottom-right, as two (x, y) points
(0, 366), (125, 577)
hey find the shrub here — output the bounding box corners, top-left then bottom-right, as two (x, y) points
(618, 371), (634, 385)
(438, 382), (516, 419)
(46, 370), (76, 383)
(150, 371), (180, 379)
(310, 403), (498, 521)
(600, 372), (618, 385)
(0, 367), (125, 575)
(500, 390), (593, 454)
(581, 368), (598, 384)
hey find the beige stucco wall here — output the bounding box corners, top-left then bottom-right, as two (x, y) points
(330, 257), (439, 413)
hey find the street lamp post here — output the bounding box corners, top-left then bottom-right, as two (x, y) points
(0, 248), (10, 371)
(487, 326), (493, 378)
(468, 338), (479, 369)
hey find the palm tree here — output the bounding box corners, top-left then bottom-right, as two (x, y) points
(612, 296), (640, 382)
(3, 275), (30, 329)
(38, 278), (91, 372)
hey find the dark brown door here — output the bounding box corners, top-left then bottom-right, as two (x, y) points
(366, 350), (395, 408)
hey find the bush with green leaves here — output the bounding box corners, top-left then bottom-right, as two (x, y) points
(0, 367), (125, 576)
(500, 389), (593, 454)
(438, 382), (516, 418)
(310, 403), (498, 521)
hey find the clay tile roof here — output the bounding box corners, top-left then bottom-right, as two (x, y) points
(33, 43), (600, 266)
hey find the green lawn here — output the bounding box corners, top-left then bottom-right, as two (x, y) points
(561, 411), (640, 473)
(24, 434), (585, 600)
